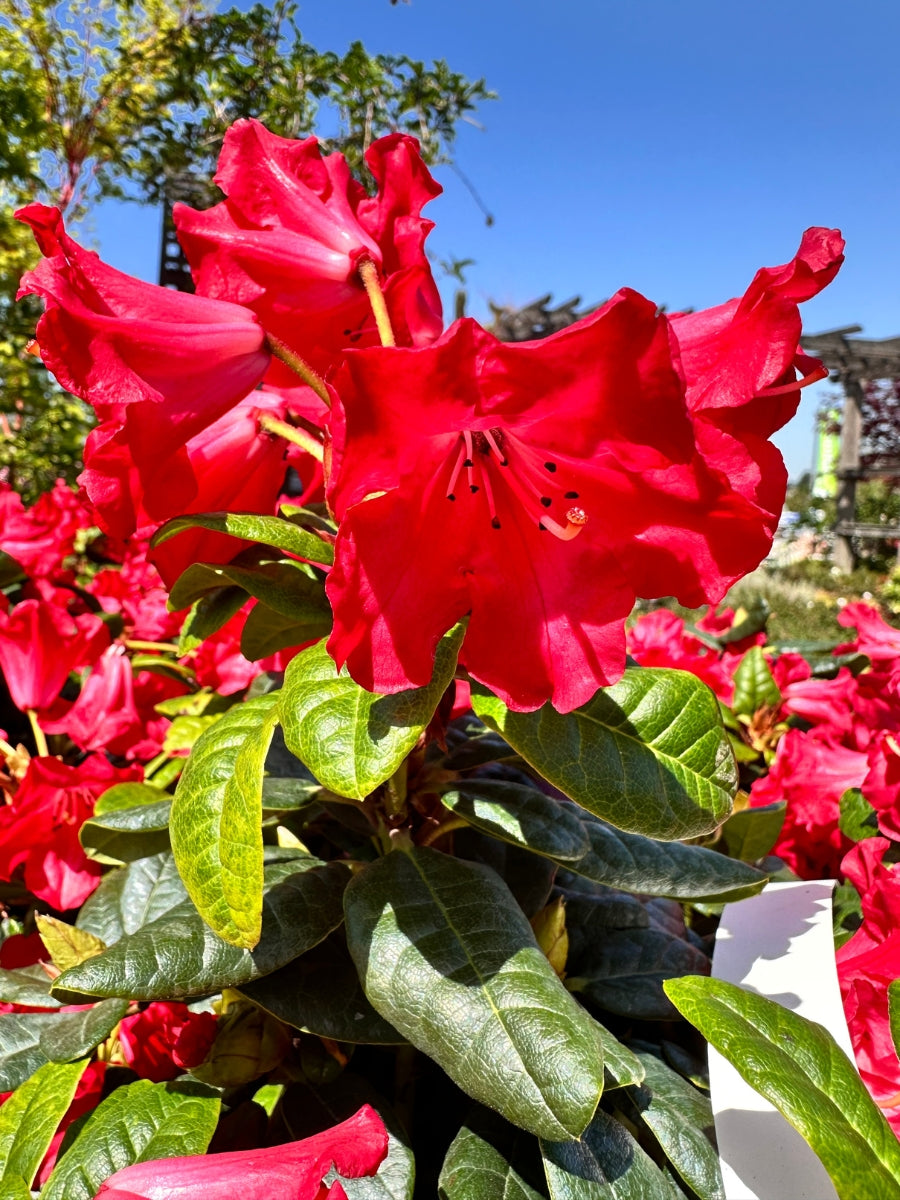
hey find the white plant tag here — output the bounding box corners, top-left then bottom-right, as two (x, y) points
(710, 879), (854, 1200)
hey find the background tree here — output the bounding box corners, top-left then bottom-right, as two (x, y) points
(0, 0), (494, 500)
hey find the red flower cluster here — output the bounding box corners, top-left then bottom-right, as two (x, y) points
(16, 119), (843, 710)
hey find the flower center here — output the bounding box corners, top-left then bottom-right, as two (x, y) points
(444, 427), (588, 541)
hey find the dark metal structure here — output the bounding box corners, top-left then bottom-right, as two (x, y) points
(157, 173), (217, 292)
(801, 326), (900, 571)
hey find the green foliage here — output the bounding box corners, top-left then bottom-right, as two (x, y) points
(0, 1059), (88, 1195)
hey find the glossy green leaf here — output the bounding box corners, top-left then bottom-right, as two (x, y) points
(239, 931), (404, 1044)
(560, 807), (766, 904)
(344, 847), (605, 1140)
(541, 1108), (681, 1198)
(178, 586), (247, 654)
(281, 627), (464, 800)
(592, 1024), (644, 1089)
(40, 999), (129, 1063)
(440, 781), (589, 862)
(0, 1059), (87, 1194)
(665, 976), (900, 1200)
(94, 783), (166, 816)
(170, 694), (280, 949)
(623, 1051), (723, 1199)
(152, 511), (334, 565)
(889, 980), (900, 1061)
(0, 1014), (58, 1090)
(53, 860), (349, 1002)
(80, 799), (172, 865)
(162, 713), (222, 754)
(262, 776), (321, 812)
(41, 1079), (220, 1200)
(0, 965), (61, 1009)
(731, 646), (781, 717)
(169, 558), (330, 626)
(839, 787), (880, 842)
(240, 600), (330, 660)
(471, 669), (737, 840)
(77, 852), (189, 945)
(719, 801), (786, 862)
(439, 1108), (548, 1199)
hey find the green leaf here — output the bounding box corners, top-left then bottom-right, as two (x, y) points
(439, 781), (589, 862)
(281, 627), (464, 800)
(0, 965), (61, 1009)
(592, 1024), (644, 1090)
(77, 853), (189, 945)
(560, 807), (767, 904)
(833, 881), (864, 951)
(53, 860), (349, 1002)
(152, 511), (334, 566)
(541, 1109), (681, 1198)
(262, 776), (322, 812)
(169, 558), (330, 626)
(39, 999), (129, 1063)
(471, 668), (737, 840)
(719, 801), (786, 862)
(0, 1014), (59, 1091)
(0, 1059), (88, 1194)
(839, 787), (880, 842)
(170, 694), (280, 949)
(344, 847), (605, 1140)
(439, 1108), (548, 1199)
(80, 799), (172, 865)
(34, 917), (105, 972)
(623, 1051), (723, 1199)
(239, 931), (404, 1044)
(178, 586), (247, 654)
(162, 713), (222, 754)
(241, 600), (331, 660)
(94, 783), (167, 816)
(40, 1079), (220, 1200)
(889, 980), (900, 1061)
(665, 976), (900, 1200)
(731, 645), (781, 717)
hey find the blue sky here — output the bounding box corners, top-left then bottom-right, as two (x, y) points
(95, 0), (900, 481)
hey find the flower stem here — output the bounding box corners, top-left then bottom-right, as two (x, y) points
(26, 710), (48, 758)
(123, 640), (180, 654)
(420, 816), (469, 847)
(258, 414), (325, 462)
(265, 334), (331, 406)
(358, 258), (396, 347)
(0, 737), (17, 760)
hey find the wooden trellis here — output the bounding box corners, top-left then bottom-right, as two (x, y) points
(800, 327), (900, 571)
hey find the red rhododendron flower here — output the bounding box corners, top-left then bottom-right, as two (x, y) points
(778, 666), (859, 733)
(0, 481), (92, 578)
(94, 1103), (388, 1199)
(626, 609), (736, 702)
(118, 1002), (217, 1082)
(0, 755), (141, 909)
(174, 121), (442, 373)
(838, 601), (900, 668)
(41, 644), (144, 756)
(326, 299), (777, 712)
(0, 599), (108, 713)
(668, 227), (844, 541)
(16, 203), (271, 518)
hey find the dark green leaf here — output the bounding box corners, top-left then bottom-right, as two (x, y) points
(719, 801), (786, 862)
(178, 586), (247, 654)
(77, 853), (189, 945)
(592, 1024), (644, 1090)
(152, 511), (334, 566)
(241, 600), (331, 659)
(623, 1051), (723, 1199)
(0, 552), (26, 589)
(0, 1059), (88, 1194)
(54, 860), (349, 1001)
(40, 1080), (220, 1200)
(344, 847), (605, 1140)
(39, 999), (129, 1063)
(839, 788), (880, 842)
(169, 558), (330, 626)
(439, 1108), (548, 1199)
(560, 807), (766, 904)
(541, 1108), (680, 1198)
(833, 881), (864, 951)
(440, 781), (589, 862)
(731, 646), (781, 717)
(80, 800), (172, 865)
(471, 669), (737, 840)
(262, 776), (321, 812)
(889, 980), (900, 1066)
(0, 1014), (58, 1090)
(94, 783), (166, 816)
(281, 627), (464, 800)
(665, 976), (900, 1200)
(0, 965), (61, 1009)
(239, 931), (404, 1044)
(170, 694), (280, 949)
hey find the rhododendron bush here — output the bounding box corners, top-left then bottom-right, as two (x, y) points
(1, 115), (895, 1198)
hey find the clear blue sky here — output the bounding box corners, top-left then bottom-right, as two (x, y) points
(95, 0), (900, 482)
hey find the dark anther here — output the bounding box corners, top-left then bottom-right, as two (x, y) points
(538, 521), (547, 531)
(544, 462), (557, 472)
(491, 517), (501, 529)
(540, 496), (552, 508)
(499, 458), (509, 466)
(565, 491), (579, 499)
(447, 493), (456, 501)
(470, 485), (479, 493)
(463, 458), (474, 468)
(343, 329), (352, 336)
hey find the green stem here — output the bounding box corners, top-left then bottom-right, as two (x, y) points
(0, 737), (18, 760)
(265, 335), (331, 406)
(123, 640), (180, 654)
(258, 413), (325, 462)
(420, 816), (469, 847)
(358, 257), (396, 347)
(26, 710), (48, 758)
